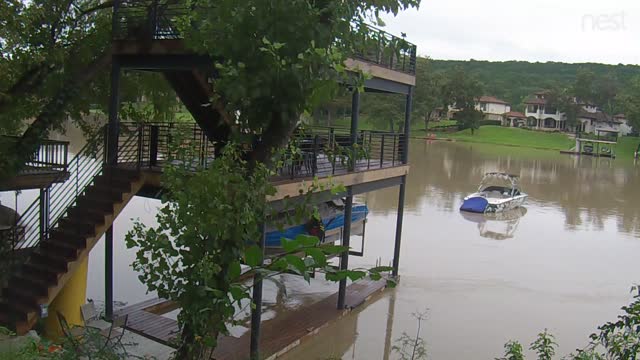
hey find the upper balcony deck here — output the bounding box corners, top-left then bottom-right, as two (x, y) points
(110, 0), (417, 91)
(114, 123), (409, 202)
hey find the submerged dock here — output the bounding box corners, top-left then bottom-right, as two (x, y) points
(114, 278), (387, 359)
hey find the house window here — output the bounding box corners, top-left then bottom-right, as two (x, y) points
(527, 105), (539, 113)
(480, 103), (487, 111)
(545, 107), (557, 115)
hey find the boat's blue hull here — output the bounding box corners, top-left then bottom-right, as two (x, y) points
(266, 204), (368, 247)
(460, 197), (489, 213)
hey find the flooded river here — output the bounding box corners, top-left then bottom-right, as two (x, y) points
(282, 140), (640, 359)
(3, 137), (640, 359)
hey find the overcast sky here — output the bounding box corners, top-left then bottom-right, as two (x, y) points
(381, 0), (640, 65)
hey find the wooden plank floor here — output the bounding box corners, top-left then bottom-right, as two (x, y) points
(115, 278), (388, 359)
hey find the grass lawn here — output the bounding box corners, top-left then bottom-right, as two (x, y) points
(434, 126), (575, 151)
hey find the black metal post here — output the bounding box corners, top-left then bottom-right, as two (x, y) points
(337, 192), (353, 309)
(350, 91), (360, 171)
(250, 223), (267, 360)
(107, 60), (121, 165)
(105, 226), (114, 320)
(403, 86), (413, 164)
(392, 178), (406, 278)
(150, 125), (159, 167)
(39, 187), (50, 243)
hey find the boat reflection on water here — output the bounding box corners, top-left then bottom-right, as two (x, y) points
(460, 207), (528, 240)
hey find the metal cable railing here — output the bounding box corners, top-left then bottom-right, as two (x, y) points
(279, 126), (405, 179)
(111, 0), (417, 75)
(10, 125), (141, 251)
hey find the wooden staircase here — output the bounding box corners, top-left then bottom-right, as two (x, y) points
(163, 69), (231, 147)
(0, 167), (145, 334)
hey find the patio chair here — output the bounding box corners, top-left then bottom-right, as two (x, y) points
(80, 302), (111, 331)
(57, 311), (87, 355)
(99, 314), (129, 349)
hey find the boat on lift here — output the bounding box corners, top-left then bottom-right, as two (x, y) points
(265, 200), (368, 248)
(460, 172), (527, 213)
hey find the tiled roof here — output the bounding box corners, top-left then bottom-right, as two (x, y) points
(504, 111), (526, 118)
(478, 96), (509, 105)
(578, 109), (623, 124)
(524, 96), (547, 105)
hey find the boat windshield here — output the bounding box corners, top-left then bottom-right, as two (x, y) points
(477, 173), (521, 194)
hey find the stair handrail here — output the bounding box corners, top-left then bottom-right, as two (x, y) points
(10, 124), (142, 251)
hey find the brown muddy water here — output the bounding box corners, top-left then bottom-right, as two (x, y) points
(3, 137), (640, 359)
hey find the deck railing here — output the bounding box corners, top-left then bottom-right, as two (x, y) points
(117, 122), (405, 179)
(8, 126), (141, 252)
(2, 137), (70, 174)
(3, 122), (403, 253)
(111, 0), (417, 75)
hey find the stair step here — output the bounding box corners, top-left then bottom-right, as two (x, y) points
(22, 263), (60, 284)
(9, 273), (55, 293)
(67, 206), (108, 224)
(4, 287), (42, 307)
(48, 228), (87, 248)
(30, 251), (69, 273)
(94, 176), (133, 193)
(40, 240), (80, 259)
(76, 197), (114, 213)
(104, 167), (140, 179)
(0, 301), (36, 322)
(57, 218), (96, 237)
(85, 187), (124, 202)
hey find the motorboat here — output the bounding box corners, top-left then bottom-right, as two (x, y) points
(460, 172), (527, 213)
(265, 200), (368, 248)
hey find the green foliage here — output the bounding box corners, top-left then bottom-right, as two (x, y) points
(180, 0), (420, 148)
(529, 329), (557, 360)
(126, 137), (395, 357)
(392, 310), (428, 360)
(440, 126), (574, 151)
(496, 341), (525, 360)
(618, 76), (640, 131)
(0, 326), (138, 360)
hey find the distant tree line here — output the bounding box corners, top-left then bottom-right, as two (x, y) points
(312, 57), (640, 134)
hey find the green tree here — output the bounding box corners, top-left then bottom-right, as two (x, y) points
(412, 57), (447, 131)
(126, 143), (394, 358)
(442, 67), (484, 134)
(618, 75), (640, 130)
(180, 0), (420, 164)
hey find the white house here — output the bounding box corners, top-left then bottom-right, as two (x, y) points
(578, 111), (632, 136)
(448, 96), (511, 121)
(524, 91), (565, 130)
(476, 96), (511, 121)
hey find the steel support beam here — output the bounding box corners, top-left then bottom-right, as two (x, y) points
(337, 193), (354, 309)
(38, 188), (50, 244)
(249, 223), (267, 360)
(105, 226), (114, 320)
(350, 90), (360, 171)
(392, 177), (406, 278)
(403, 86), (413, 164)
(107, 60), (121, 165)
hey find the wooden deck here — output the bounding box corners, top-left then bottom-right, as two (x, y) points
(0, 167), (69, 191)
(114, 278), (388, 359)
